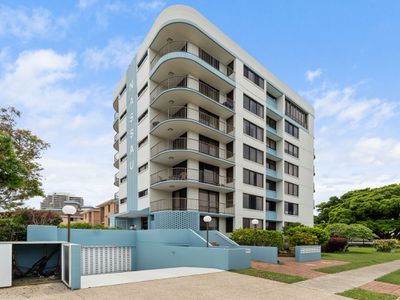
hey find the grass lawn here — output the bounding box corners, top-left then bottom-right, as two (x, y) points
(231, 268), (306, 283)
(376, 269), (400, 285)
(317, 247), (400, 274)
(337, 288), (397, 300)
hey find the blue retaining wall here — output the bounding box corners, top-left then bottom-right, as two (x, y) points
(70, 244), (81, 290)
(13, 243), (60, 273)
(243, 246), (278, 264)
(198, 230), (239, 247)
(295, 245), (321, 262)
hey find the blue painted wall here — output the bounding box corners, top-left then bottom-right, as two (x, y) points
(295, 245), (321, 262)
(198, 230), (239, 247)
(13, 243), (60, 273)
(70, 244), (81, 290)
(243, 246), (278, 264)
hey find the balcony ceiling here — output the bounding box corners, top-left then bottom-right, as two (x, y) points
(151, 23), (234, 65)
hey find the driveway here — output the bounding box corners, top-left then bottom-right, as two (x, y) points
(0, 271), (346, 300)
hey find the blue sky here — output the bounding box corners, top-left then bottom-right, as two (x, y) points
(1, 0), (399, 209)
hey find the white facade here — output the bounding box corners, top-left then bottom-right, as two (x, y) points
(112, 5), (314, 232)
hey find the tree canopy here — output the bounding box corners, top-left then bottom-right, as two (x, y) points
(0, 107), (49, 209)
(316, 184), (400, 238)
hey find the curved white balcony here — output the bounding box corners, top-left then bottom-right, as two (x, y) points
(150, 106), (234, 143)
(151, 137), (234, 168)
(150, 168), (234, 193)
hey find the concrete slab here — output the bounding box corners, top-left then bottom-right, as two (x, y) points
(81, 267), (223, 288)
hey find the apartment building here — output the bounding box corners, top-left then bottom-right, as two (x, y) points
(82, 199), (119, 227)
(40, 192), (84, 211)
(111, 5), (314, 233)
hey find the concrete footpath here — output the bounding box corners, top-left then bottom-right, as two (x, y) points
(295, 259), (400, 294)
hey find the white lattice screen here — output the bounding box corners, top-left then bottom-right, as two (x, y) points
(81, 246), (132, 275)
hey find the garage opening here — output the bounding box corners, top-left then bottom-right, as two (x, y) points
(12, 242), (62, 287)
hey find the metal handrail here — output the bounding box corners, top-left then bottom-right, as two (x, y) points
(150, 75), (234, 110)
(150, 137), (234, 161)
(150, 106), (234, 135)
(150, 41), (234, 77)
(150, 167), (234, 188)
(150, 198), (234, 214)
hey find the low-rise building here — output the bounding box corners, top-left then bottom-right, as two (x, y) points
(81, 199), (119, 227)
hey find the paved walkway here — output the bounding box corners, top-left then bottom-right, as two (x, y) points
(0, 272), (348, 300)
(295, 260), (400, 294)
(252, 257), (348, 278)
(361, 281), (400, 297)
(81, 267), (223, 288)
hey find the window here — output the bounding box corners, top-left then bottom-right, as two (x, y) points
(284, 141), (299, 158)
(199, 48), (220, 70)
(226, 192), (234, 208)
(138, 163), (148, 173)
(267, 138), (276, 150)
(226, 167), (234, 183)
(226, 141), (234, 158)
(138, 110), (148, 123)
(266, 159), (276, 171)
(243, 193), (263, 210)
(243, 218), (263, 229)
(200, 216), (219, 230)
(226, 218), (233, 233)
(243, 119), (264, 141)
(243, 144), (264, 164)
(285, 120), (299, 138)
(199, 189), (219, 213)
(266, 221), (277, 230)
(284, 202), (299, 215)
(199, 80), (219, 101)
(120, 197), (127, 204)
(285, 99), (308, 129)
(119, 85), (126, 96)
(120, 176), (127, 184)
(243, 168), (263, 187)
(120, 110), (127, 120)
(266, 179), (276, 191)
(243, 94), (264, 118)
(120, 154), (127, 163)
(137, 51), (148, 69)
(137, 82), (148, 98)
(266, 201), (276, 211)
(285, 181), (299, 196)
(267, 116), (276, 130)
(119, 132), (127, 142)
(285, 161), (299, 177)
(244, 65), (264, 89)
(138, 136), (148, 148)
(138, 189), (148, 198)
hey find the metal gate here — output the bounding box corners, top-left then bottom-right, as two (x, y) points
(81, 246), (132, 275)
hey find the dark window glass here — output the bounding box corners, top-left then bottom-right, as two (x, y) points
(120, 154), (127, 163)
(267, 116), (277, 130)
(226, 218), (233, 233)
(285, 181), (299, 196)
(137, 82), (148, 98)
(200, 216), (219, 230)
(226, 192), (234, 208)
(226, 167), (234, 183)
(243, 94), (264, 118)
(266, 179), (276, 191)
(243, 168), (263, 187)
(243, 65), (264, 89)
(284, 202), (299, 215)
(199, 189), (219, 213)
(284, 141), (299, 158)
(243, 119), (264, 141)
(285, 99), (308, 128)
(138, 110), (148, 123)
(243, 193), (263, 210)
(138, 189), (148, 198)
(285, 120), (299, 138)
(199, 48), (220, 70)
(243, 144), (263, 164)
(138, 136), (148, 148)
(284, 161), (299, 177)
(138, 163), (148, 173)
(267, 138), (276, 150)
(243, 217), (263, 229)
(266, 159), (276, 170)
(266, 201), (276, 211)
(266, 221), (277, 230)
(120, 110), (127, 120)
(137, 51), (148, 68)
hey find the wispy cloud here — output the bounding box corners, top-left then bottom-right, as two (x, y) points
(305, 68), (322, 82)
(0, 5), (69, 40)
(83, 37), (140, 70)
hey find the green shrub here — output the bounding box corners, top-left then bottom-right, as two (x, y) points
(58, 222), (120, 230)
(373, 239), (400, 252)
(285, 226), (329, 245)
(230, 229), (284, 249)
(326, 223), (374, 241)
(288, 231), (319, 246)
(0, 218), (26, 241)
(323, 237), (348, 252)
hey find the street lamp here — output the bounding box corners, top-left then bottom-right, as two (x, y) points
(251, 219), (259, 246)
(62, 205), (77, 242)
(203, 215), (212, 247)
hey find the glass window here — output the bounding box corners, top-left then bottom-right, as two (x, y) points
(266, 179), (276, 191)
(243, 65), (264, 89)
(243, 144), (263, 164)
(285, 181), (299, 196)
(285, 120), (299, 138)
(284, 161), (299, 177)
(243, 94), (264, 118)
(284, 202), (299, 215)
(243, 193), (263, 210)
(285, 99), (308, 129)
(243, 217), (263, 229)
(267, 116), (277, 130)
(284, 141), (299, 158)
(243, 168), (263, 187)
(243, 119), (264, 141)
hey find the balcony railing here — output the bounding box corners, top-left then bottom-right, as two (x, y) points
(151, 137), (234, 161)
(150, 198), (234, 214)
(114, 173), (119, 186)
(150, 106), (234, 136)
(150, 167), (234, 189)
(150, 75), (234, 110)
(150, 41), (234, 77)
